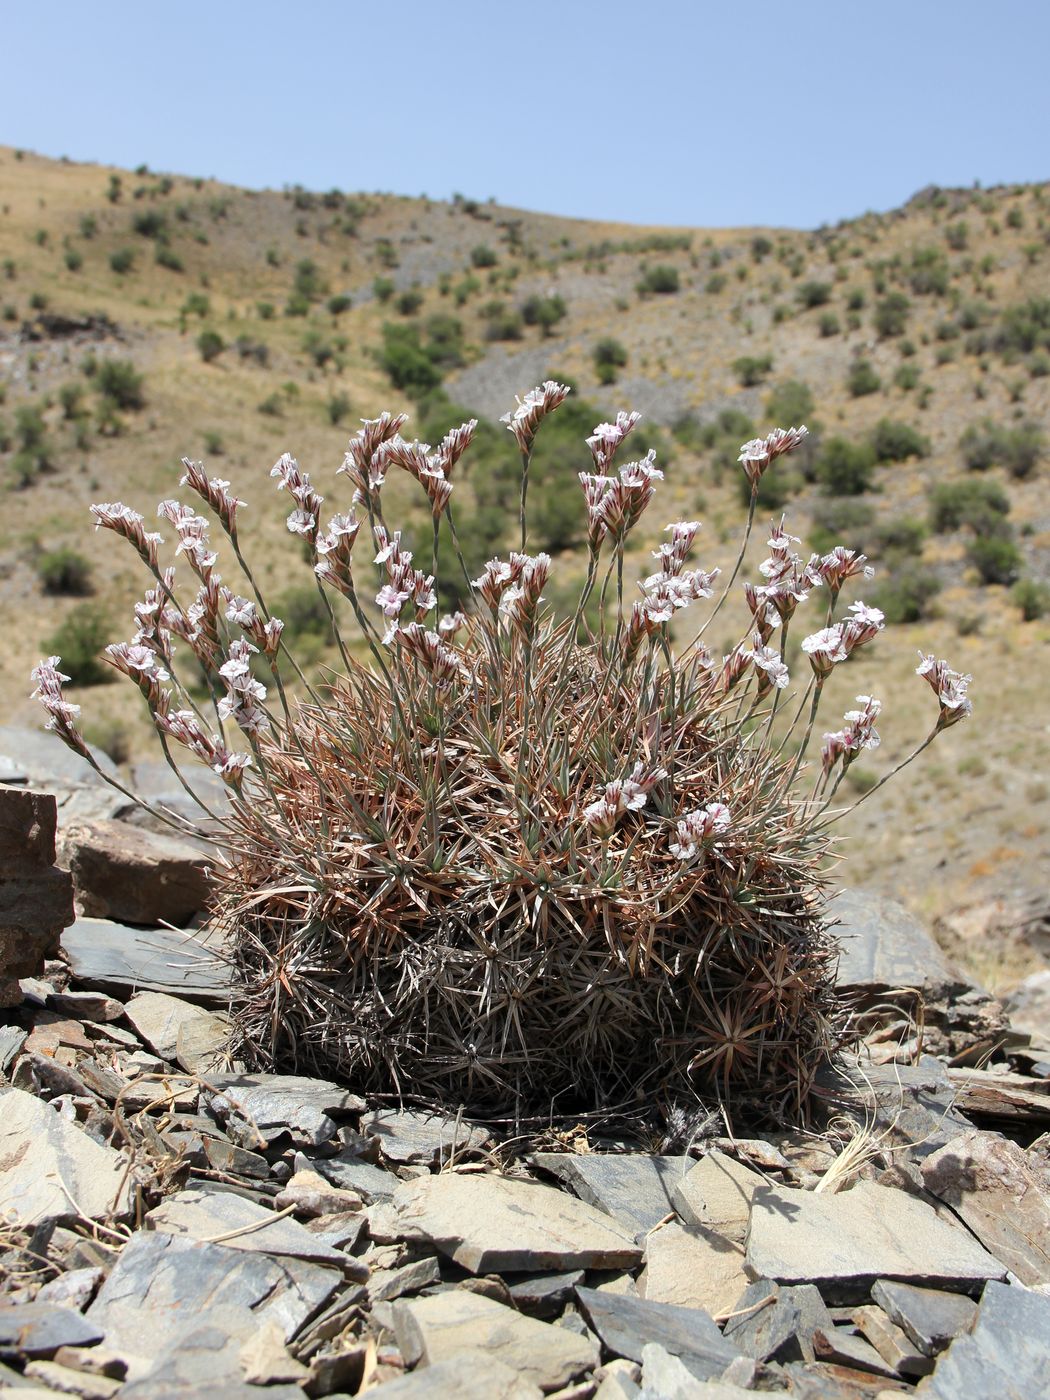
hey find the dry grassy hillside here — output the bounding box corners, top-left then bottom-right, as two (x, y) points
(1, 146), (1047, 981)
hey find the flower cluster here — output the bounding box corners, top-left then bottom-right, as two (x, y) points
(801, 602), (885, 678)
(501, 381), (571, 455)
(395, 622), (468, 686)
(738, 426), (809, 490)
(180, 459), (245, 537)
(217, 638), (269, 734)
(499, 553), (551, 643)
(271, 454), (324, 544)
(104, 642), (170, 713)
(222, 591), (285, 659)
(90, 503), (163, 571)
(30, 659), (88, 755)
(374, 527), (436, 635)
(821, 695), (882, 775)
(584, 763), (667, 837)
(155, 709), (252, 785)
(917, 653), (973, 729)
(578, 449), (664, 548)
(314, 512), (362, 598)
(815, 546), (874, 603)
(669, 802), (731, 860)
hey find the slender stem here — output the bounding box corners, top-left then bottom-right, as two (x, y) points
(788, 674), (825, 786)
(820, 729), (939, 826)
(518, 447), (531, 551)
(690, 488), (758, 649)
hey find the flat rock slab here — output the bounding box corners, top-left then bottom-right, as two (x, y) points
(146, 1187), (348, 1266)
(61, 918), (231, 1003)
(872, 1279), (978, 1358)
(86, 1231), (341, 1381)
(831, 888), (973, 998)
(393, 1291), (597, 1392)
(531, 1153), (689, 1238)
(123, 990), (229, 1069)
(0, 1303), (104, 1359)
(917, 1280), (1050, 1399)
(746, 1180), (1005, 1301)
(0, 1087), (131, 1227)
(921, 1130), (1050, 1286)
(0, 725), (117, 790)
(721, 1281), (802, 1362)
(670, 1150), (766, 1243)
(57, 818), (211, 925)
(575, 1286), (742, 1381)
(203, 1073), (365, 1147)
(639, 1222), (750, 1319)
(391, 1173), (643, 1273)
(313, 1149), (398, 1202)
(372, 1351), (543, 1398)
(360, 1108), (490, 1164)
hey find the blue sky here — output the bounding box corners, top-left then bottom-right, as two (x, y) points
(3, 1), (1047, 229)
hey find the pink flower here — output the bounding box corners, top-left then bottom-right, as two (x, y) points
(338, 413), (408, 511)
(586, 410), (642, 474)
(584, 771), (655, 837)
(500, 553), (551, 642)
(738, 426), (809, 490)
(90, 502), (164, 571)
(916, 653), (973, 729)
(395, 622), (468, 685)
(271, 454), (323, 544)
(501, 381), (571, 454)
(30, 657), (89, 756)
(748, 641), (790, 693)
(670, 802), (731, 860)
(180, 458), (245, 536)
(842, 601), (885, 652)
(817, 546), (875, 598)
(801, 625), (849, 677)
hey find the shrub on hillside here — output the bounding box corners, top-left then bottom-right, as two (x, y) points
(37, 548), (93, 596)
(470, 244), (498, 268)
(846, 360), (881, 397)
(196, 330), (225, 364)
(808, 500), (875, 556)
(637, 265), (680, 294)
(44, 605), (111, 686)
(396, 288), (424, 316)
(872, 565), (943, 623)
(797, 281), (832, 308)
(928, 478), (1011, 534)
(378, 323), (443, 395)
(1011, 577), (1050, 620)
(593, 337), (629, 384)
(870, 419), (930, 463)
(109, 248), (135, 275)
(35, 399), (974, 1123)
(521, 294), (567, 336)
(874, 293), (911, 338)
(733, 354), (773, 387)
(967, 534), (1022, 585)
(815, 437), (876, 495)
(96, 359), (145, 410)
(960, 419), (1045, 478)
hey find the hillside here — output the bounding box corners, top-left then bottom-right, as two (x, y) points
(0, 146), (1047, 981)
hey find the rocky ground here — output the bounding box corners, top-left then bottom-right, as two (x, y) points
(1, 727), (1049, 1399)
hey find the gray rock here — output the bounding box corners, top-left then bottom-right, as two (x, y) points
(853, 1304), (934, 1377)
(46, 991), (124, 1023)
(639, 1343), (710, 1398)
(367, 1256), (441, 1303)
(720, 1281), (800, 1362)
(60, 918), (231, 1003)
(35, 1268), (104, 1311)
(390, 1172), (643, 1273)
(202, 1072), (364, 1147)
(746, 1179), (1006, 1301)
(86, 1231), (341, 1381)
(0, 1088), (131, 1226)
(575, 1287), (742, 1380)
(1006, 970), (1050, 1042)
(818, 1055), (974, 1162)
(0, 1302), (104, 1360)
(507, 1270), (586, 1319)
(872, 1278), (978, 1357)
(638, 1222), (749, 1318)
(832, 888), (974, 998)
(23, 1359), (122, 1398)
(312, 1148), (397, 1202)
(921, 1129), (1050, 1285)
(531, 1154), (689, 1237)
(360, 1108), (490, 1165)
(122, 990), (229, 1068)
(778, 1284), (836, 1363)
(812, 1325), (899, 1378)
(145, 1186), (351, 1267)
(393, 1291), (597, 1392)
(57, 819), (211, 926)
(917, 1280), (1050, 1398)
(118, 1314), (306, 1399)
(669, 1151), (765, 1244)
(0, 726), (117, 790)
(0, 1025), (26, 1072)
(366, 1352), (543, 1398)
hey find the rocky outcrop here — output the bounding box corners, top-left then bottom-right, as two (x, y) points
(0, 789), (74, 1006)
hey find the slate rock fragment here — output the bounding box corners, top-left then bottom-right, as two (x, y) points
(531, 1153), (689, 1236)
(871, 1279), (978, 1358)
(575, 1287), (742, 1381)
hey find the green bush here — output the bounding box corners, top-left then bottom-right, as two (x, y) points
(482, 304), (524, 342)
(764, 380), (814, 426)
(155, 246), (184, 272)
(521, 294), (567, 336)
(372, 277), (395, 304)
(196, 329), (225, 363)
(470, 244), (498, 268)
(960, 419), (1045, 477)
(993, 298), (1050, 355)
(378, 323), (443, 395)
(132, 210), (167, 239)
(396, 288), (424, 316)
(1011, 577), (1050, 620)
(870, 419), (930, 462)
(818, 312), (841, 337)
(293, 258), (326, 301)
(750, 236), (773, 261)
(909, 247), (950, 296)
(45, 605), (112, 686)
(256, 301), (275, 320)
(872, 517), (928, 556)
(797, 281), (832, 308)
(37, 547), (93, 595)
(593, 337), (629, 384)
(815, 436), (876, 495)
(732, 354), (773, 387)
(327, 294), (352, 316)
(79, 214), (97, 239)
(893, 364), (921, 391)
(808, 499), (875, 556)
(58, 382), (85, 420)
(423, 314), (465, 368)
(203, 430), (225, 455)
(928, 478), (1010, 533)
(846, 360), (881, 397)
(95, 359), (145, 411)
(874, 292), (911, 338)
(109, 248), (135, 275)
(967, 534), (1022, 585)
(846, 288), (865, 311)
(182, 291), (210, 318)
(257, 393), (283, 417)
(637, 265), (680, 294)
(327, 393), (351, 426)
(64, 249), (83, 273)
(872, 565), (942, 623)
